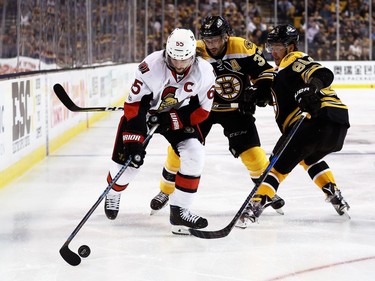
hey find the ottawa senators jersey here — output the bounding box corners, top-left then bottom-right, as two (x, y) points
(124, 50), (216, 133)
(197, 37), (274, 112)
(272, 51), (350, 133)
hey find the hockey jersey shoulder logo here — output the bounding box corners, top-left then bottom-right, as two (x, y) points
(138, 61), (150, 74)
(227, 37), (256, 56)
(243, 39), (254, 50)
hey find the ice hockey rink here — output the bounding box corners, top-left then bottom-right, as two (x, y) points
(1, 88), (374, 281)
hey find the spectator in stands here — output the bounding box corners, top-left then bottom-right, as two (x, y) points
(348, 38), (363, 60)
(277, 0), (295, 23)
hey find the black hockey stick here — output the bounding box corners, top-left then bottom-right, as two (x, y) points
(59, 124), (159, 266)
(53, 83), (124, 112)
(189, 112), (309, 239)
(212, 102), (238, 109)
(53, 83), (237, 112)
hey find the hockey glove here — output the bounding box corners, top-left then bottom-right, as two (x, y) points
(294, 84), (321, 117)
(238, 86), (257, 115)
(123, 131), (146, 168)
(147, 110), (183, 133)
(239, 85), (272, 115)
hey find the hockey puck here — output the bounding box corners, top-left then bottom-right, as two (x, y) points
(78, 245), (91, 258)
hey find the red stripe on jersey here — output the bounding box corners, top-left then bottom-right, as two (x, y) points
(107, 172), (128, 192)
(190, 107), (210, 126)
(124, 102), (141, 120)
(175, 172), (200, 193)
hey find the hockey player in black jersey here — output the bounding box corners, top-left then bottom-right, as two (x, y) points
(238, 24), (350, 226)
(150, 16), (285, 218)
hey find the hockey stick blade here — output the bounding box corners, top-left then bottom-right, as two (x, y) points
(189, 194), (251, 239)
(60, 242), (81, 266)
(58, 125), (158, 266)
(189, 113), (308, 239)
(53, 83), (124, 112)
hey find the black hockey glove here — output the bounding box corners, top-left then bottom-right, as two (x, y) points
(123, 131), (146, 168)
(239, 85), (272, 115)
(147, 110), (182, 133)
(294, 84), (321, 118)
(238, 86), (257, 115)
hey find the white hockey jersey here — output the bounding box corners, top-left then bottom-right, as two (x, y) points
(124, 50), (215, 128)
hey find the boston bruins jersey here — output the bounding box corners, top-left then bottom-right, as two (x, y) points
(272, 51), (350, 133)
(197, 37), (274, 112)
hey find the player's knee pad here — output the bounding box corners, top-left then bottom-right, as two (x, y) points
(177, 139), (205, 176)
(240, 146), (268, 178)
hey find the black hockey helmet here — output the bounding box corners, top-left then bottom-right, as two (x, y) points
(199, 16), (231, 38)
(267, 24), (299, 47)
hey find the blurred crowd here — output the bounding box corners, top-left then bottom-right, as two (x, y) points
(146, 0), (373, 61)
(0, 0), (373, 74)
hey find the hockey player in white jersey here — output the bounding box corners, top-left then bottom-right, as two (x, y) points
(104, 28), (216, 235)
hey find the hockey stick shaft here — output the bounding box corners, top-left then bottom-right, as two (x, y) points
(53, 83), (124, 112)
(189, 113), (309, 239)
(53, 83), (237, 112)
(59, 124), (159, 266)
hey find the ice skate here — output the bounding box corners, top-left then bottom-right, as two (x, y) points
(322, 183), (350, 218)
(104, 189), (121, 220)
(235, 194), (283, 229)
(170, 205), (208, 235)
(265, 194), (285, 215)
(150, 191), (169, 215)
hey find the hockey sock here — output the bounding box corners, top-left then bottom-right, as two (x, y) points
(160, 145), (180, 195)
(107, 172), (129, 192)
(255, 167), (288, 199)
(300, 160), (336, 189)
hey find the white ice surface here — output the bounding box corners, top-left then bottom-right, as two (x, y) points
(0, 89), (374, 281)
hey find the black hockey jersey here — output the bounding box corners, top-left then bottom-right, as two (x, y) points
(197, 37), (274, 112)
(272, 51), (350, 133)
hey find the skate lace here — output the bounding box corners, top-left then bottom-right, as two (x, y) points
(180, 208), (200, 223)
(106, 193), (121, 210)
(155, 192), (168, 203)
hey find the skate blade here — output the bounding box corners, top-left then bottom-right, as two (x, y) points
(235, 221), (249, 229)
(171, 225), (191, 235)
(150, 209), (159, 216)
(149, 203), (168, 216)
(235, 217), (258, 229)
(275, 207), (284, 215)
(341, 209), (351, 220)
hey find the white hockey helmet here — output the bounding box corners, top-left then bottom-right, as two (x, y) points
(166, 28), (196, 60)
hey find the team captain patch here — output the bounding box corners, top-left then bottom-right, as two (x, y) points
(138, 61), (150, 74)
